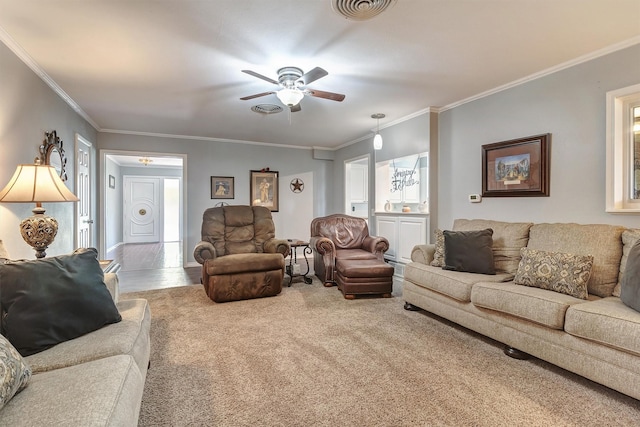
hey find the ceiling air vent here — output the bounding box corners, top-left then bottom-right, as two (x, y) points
(251, 104), (283, 115)
(332, 0), (397, 21)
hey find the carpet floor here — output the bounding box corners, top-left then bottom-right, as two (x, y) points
(125, 279), (640, 426)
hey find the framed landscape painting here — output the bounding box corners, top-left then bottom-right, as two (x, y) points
(250, 170), (279, 211)
(482, 134), (550, 197)
(211, 176), (234, 199)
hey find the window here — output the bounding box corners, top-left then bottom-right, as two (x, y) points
(606, 83), (640, 212)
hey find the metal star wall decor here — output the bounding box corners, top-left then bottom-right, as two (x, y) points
(290, 178), (304, 193)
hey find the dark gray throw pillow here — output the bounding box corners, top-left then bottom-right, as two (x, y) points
(0, 248), (121, 356)
(621, 240), (640, 312)
(443, 229), (496, 275)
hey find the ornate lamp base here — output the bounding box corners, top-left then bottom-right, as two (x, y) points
(19, 206), (58, 259)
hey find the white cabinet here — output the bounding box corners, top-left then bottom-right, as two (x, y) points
(375, 214), (428, 264)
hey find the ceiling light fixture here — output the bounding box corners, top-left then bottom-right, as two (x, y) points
(276, 88), (305, 108)
(139, 157), (153, 166)
(332, 0), (397, 21)
(372, 113), (385, 150)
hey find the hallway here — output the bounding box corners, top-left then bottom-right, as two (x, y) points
(107, 242), (200, 293)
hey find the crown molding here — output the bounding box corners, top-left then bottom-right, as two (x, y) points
(438, 35), (640, 113)
(0, 25), (100, 130)
(99, 129), (314, 150)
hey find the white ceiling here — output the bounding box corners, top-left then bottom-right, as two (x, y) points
(1, 0), (639, 149)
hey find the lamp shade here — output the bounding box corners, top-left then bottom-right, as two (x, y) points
(0, 164), (78, 203)
(373, 133), (383, 150)
(276, 88), (304, 107)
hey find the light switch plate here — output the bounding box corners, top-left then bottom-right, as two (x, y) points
(469, 194), (482, 203)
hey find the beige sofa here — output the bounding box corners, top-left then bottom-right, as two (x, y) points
(402, 219), (640, 400)
(1, 272), (151, 426)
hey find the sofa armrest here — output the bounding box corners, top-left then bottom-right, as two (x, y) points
(194, 240), (217, 265)
(362, 235), (390, 260)
(104, 272), (119, 303)
(264, 239), (290, 258)
(411, 244), (436, 265)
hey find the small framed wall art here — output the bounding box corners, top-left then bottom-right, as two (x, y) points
(109, 175), (116, 189)
(482, 134), (551, 197)
(250, 170), (279, 211)
(211, 176), (234, 199)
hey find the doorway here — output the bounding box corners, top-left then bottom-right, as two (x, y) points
(344, 155), (370, 220)
(101, 150), (187, 266)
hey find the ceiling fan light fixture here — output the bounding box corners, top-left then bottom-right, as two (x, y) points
(276, 88), (304, 107)
(372, 113), (385, 150)
(332, 0), (397, 21)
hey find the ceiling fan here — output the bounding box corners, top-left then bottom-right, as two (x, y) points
(240, 66), (345, 112)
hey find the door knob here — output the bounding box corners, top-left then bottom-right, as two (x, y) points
(83, 219), (94, 224)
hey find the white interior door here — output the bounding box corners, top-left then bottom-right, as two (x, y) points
(75, 134), (94, 248)
(123, 177), (160, 243)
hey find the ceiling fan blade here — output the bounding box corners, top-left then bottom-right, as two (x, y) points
(240, 91), (275, 101)
(290, 103), (302, 113)
(241, 70), (278, 85)
(307, 89), (345, 102)
(299, 67), (328, 85)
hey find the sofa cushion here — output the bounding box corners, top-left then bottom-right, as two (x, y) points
(0, 335), (31, 410)
(471, 282), (588, 329)
(0, 248), (122, 356)
(335, 248), (378, 261)
(614, 228), (640, 297)
(430, 228), (445, 267)
(443, 229), (495, 275)
(404, 262), (512, 302)
(204, 253), (284, 275)
(513, 248), (593, 299)
(452, 219), (533, 274)
(527, 223), (625, 297)
(565, 297), (640, 356)
(0, 355), (144, 426)
(620, 240), (640, 312)
(25, 298), (151, 379)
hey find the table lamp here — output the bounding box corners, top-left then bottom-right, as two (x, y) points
(0, 160), (79, 258)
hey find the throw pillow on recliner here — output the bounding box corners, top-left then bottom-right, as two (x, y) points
(0, 248), (122, 356)
(442, 229), (496, 275)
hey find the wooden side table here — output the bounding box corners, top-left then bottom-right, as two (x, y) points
(286, 240), (313, 286)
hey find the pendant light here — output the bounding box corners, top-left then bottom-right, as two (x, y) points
(372, 113), (385, 150)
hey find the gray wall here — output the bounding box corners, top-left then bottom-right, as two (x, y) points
(437, 43), (640, 230)
(0, 42), (97, 259)
(97, 133), (334, 264)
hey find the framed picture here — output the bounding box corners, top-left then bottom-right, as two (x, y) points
(108, 175), (116, 189)
(211, 176), (234, 199)
(250, 170), (279, 211)
(482, 134), (551, 197)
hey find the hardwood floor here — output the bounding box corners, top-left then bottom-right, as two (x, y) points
(106, 242), (200, 293)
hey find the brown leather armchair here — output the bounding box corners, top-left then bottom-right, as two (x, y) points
(310, 214), (389, 286)
(194, 205), (290, 302)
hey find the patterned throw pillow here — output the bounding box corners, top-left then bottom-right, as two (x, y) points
(0, 334), (31, 410)
(514, 248), (593, 299)
(430, 229), (445, 267)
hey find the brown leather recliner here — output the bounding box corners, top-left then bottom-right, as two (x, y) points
(193, 205), (290, 302)
(310, 214), (390, 286)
